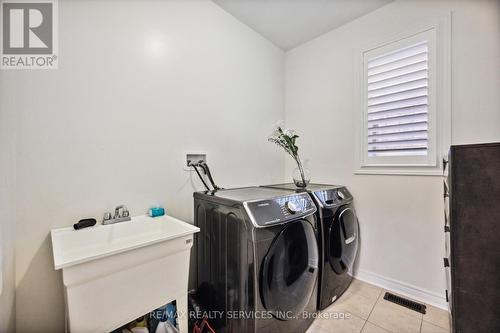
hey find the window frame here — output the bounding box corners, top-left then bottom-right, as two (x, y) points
(354, 18), (451, 176)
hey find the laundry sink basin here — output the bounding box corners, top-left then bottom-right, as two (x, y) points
(51, 215), (199, 333)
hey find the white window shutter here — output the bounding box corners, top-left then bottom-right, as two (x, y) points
(366, 41), (429, 157)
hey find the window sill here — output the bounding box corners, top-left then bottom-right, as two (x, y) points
(355, 168), (443, 176)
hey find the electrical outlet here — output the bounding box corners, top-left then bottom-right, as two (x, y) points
(184, 152), (207, 171)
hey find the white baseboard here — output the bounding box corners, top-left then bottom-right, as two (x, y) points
(354, 269), (449, 310)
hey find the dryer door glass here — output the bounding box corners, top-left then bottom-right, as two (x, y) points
(261, 220), (318, 320)
(328, 206), (359, 275)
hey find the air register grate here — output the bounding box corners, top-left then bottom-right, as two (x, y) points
(383, 292), (427, 314)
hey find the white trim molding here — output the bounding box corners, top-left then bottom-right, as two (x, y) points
(354, 269), (449, 310)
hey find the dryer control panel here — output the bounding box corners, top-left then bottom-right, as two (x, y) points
(244, 193), (316, 227)
(312, 187), (352, 207)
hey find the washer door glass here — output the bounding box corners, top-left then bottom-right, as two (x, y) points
(328, 207), (359, 275)
(261, 220), (318, 320)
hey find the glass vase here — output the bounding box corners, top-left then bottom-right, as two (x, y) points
(292, 158), (310, 188)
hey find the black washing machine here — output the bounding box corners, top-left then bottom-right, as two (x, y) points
(194, 187), (319, 333)
(263, 184), (359, 310)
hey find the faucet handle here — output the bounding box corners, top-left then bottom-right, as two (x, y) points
(103, 212), (112, 222)
(122, 208), (130, 218)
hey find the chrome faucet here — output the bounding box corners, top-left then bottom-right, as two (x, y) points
(114, 205), (129, 219)
(103, 205), (131, 225)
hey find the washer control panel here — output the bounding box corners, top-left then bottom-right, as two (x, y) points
(244, 193), (316, 227)
(313, 187), (352, 207)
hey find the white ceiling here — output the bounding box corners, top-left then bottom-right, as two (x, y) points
(212, 0), (393, 51)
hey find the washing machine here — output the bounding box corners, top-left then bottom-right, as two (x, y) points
(194, 187), (319, 333)
(263, 184), (359, 310)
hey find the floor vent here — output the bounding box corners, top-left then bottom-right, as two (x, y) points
(383, 292), (427, 314)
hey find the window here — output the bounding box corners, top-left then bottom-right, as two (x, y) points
(367, 40), (430, 158)
(356, 26), (450, 175)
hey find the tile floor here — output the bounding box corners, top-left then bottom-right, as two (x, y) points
(307, 279), (450, 333)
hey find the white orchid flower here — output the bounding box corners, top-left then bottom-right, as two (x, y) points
(267, 122), (307, 187)
(274, 120), (285, 130)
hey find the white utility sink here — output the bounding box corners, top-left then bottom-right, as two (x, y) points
(51, 215), (199, 333)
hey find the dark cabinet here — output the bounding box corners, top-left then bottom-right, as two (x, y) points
(444, 142), (500, 333)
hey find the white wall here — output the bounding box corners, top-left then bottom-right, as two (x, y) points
(0, 74), (16, 333)
(3, 0), (499, 330)
(1, 1), (285, 331)
(285, 0), (500, 308)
